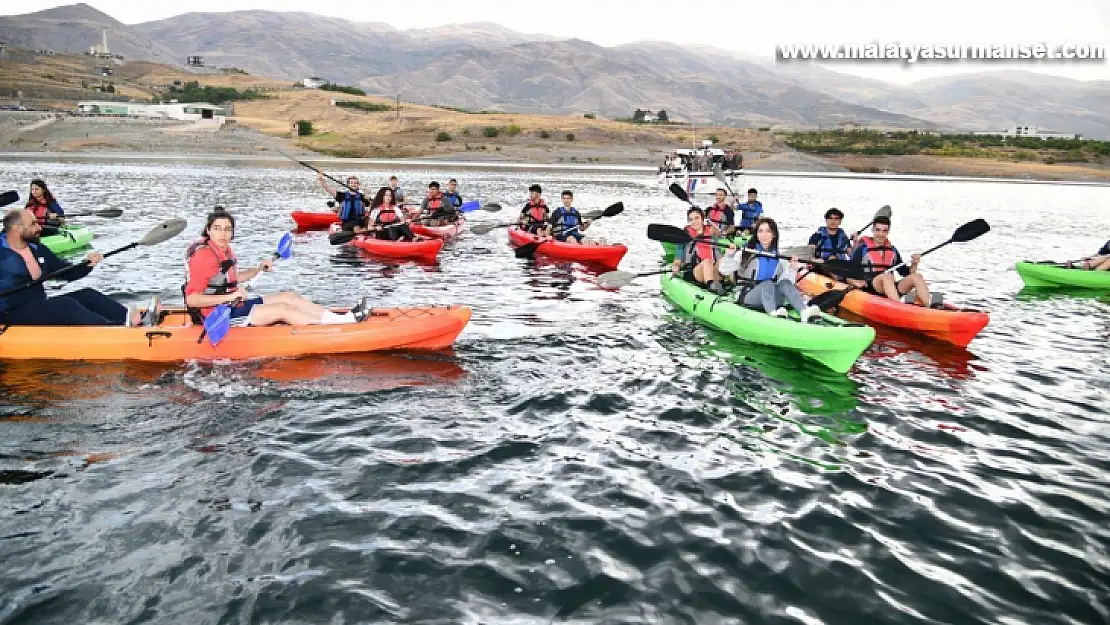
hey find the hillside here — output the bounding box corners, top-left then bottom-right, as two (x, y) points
(0, 3), (179, 63)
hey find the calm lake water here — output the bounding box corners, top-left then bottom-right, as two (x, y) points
(1, 160), (1108, 625)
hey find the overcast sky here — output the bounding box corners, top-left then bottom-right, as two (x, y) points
(9, 0), (1109, 84)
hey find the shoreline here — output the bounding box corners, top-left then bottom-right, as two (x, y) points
(3, 150), (1110, 187)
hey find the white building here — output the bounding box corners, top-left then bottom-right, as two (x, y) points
(302, 77), (327, 89)
(974, 125), (1082, 140)
(76, 101), (228, 124)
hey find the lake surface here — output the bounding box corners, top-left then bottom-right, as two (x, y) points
(1, 160), (1108, 625)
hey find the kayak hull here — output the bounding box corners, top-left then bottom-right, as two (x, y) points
(507, 226), (627, 269)
(0, 306), (470, 362)
(41, 226), (94, 255)
(291, 211), (339, 229)
(1015, 261), (1110, 289)
(350, 234), (443, 262)
(411, 217), (466, 239)
(661, 274), (874, 374)
(797, 272), (989, 347)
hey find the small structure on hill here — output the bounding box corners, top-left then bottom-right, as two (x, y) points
(302, 77), (327, 89)
(186, 56), (204, 67)
(77, 101), (229, 124)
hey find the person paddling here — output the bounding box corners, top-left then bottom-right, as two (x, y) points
(736, 187), (763, 236)
(0, 208), (144, 326)
(547, 190), (598, 245)
(670, 207), (724, 293)
(185, 208), (370, 326)
(369, 187), (419, 242)
(518, 184), (551, 236)
(1064, 239), (1110, 271)
(317, 172), (369, 233)
(721, 217), (821, 323)
(25, 179), (66, 237)
(706, 189), (736, 237)
(443, 178), (464, 210)
(808, 208), (852, 261)
(847, 215), (936, 307)
(419, 181), (457, 227)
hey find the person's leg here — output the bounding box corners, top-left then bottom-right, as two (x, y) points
(246, 302), (321, 326)
(740, 281), (777, 313)
(2, 295), (117, 326)
(63, 288), (128, 325)
(871, 273), (900, 301)
(398, 224), (417, 241)
(261, 292), (328, 317)
(775, 280), (807, 312)
(1094, 257), (1110, 271)
(897, 274), (930, 306)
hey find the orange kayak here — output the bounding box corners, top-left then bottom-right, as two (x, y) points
(507, 226), (627, 269)
(0, 306), (470, 362)
(797, 272), (988, 347)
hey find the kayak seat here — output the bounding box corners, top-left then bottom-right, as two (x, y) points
(181, 283), (205, 326)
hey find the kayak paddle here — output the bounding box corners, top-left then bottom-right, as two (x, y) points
(712, 164), (739, 199)
(806, 218), (990, 311)
(669, 183), (698, 207)
(513, 203), (624, 259)
(0, 219), (188, 299)
(201, 232), (296, 346)
(0, 190), (19, 208)
(645, 223), (863, 280)
(48, 209), (124, 220)
(278, 149), (371, 202)
(598, 267), (672, 289)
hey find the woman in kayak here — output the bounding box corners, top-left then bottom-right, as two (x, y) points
(847, 215), (936, 307)
(1064, 240), (1110, 270)
(368, 187), (419, 242)
(671, 207), (725, 293)
(548, 190), (598, 245)
(720, 217), (821, 323)
(25, 179), (65, 237)
(185, 208), (370, 326)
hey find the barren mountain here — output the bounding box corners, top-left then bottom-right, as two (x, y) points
(0, 3), (179, 63)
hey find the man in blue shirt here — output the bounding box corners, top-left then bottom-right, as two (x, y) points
(736, 187), (763, 235)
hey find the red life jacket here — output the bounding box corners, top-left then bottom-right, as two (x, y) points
(859, 235), (896, 269)
(184, 240), (238, 316)
(425, 194), (444, 212)
(26, 197), (51, 225)
(685, 224), (715, 261)
(376, 204), (400, 225)
(707, 203), (730, 230)
(525, 199), (548, 223)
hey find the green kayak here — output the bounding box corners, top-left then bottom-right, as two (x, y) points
(41, 226), (94, 255)
(661, 234), (748, 261)
(661, 274), (875, 374)
(1016, 261), (1110, 290)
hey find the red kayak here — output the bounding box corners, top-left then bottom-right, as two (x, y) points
(411, 216), (466, 239)
(507, 226), (627, 269)
(350, 234), (443, 262)
(291, 211), (339, 230)
(797, 272), (989, 347)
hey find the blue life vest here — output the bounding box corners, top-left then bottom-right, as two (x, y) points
(443, 191), (463, 208)
(552, 207), (581, 232)
(338, 191), (366, 222)
(813, 227), (850, 260)
(754, 242), (777, 282)
(737, 201), (763, 229)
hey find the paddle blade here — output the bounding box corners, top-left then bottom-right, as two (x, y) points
(646, 223), (692, 244)
(276, 232), (294, 259)
(204, 304), (232, 346)
(138, 219), (188, 246)
(329, 230), (357, 245)
(514, 242), (541, 259)
(951, 218), (990, 243)
(597, 270), (638, 289)
(0, 190), (18, 208)
(483, 202), (502, 212)
(92, 209), (124, 218)
(875, 205), (892, 221)
(782, 245), (814, 261)
(583, 209), (604, 220)
(668, 183), (690, 203)
(601, 201), (624, 218)
(711, 164), (730, 186)
(809, 289), (848, 312)
(459, 200), (479, 212)
(822, 259), (865, 281)
(471, 222), (508, 235)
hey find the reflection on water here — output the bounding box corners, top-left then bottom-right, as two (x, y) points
(1, 160), (1109, 624)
